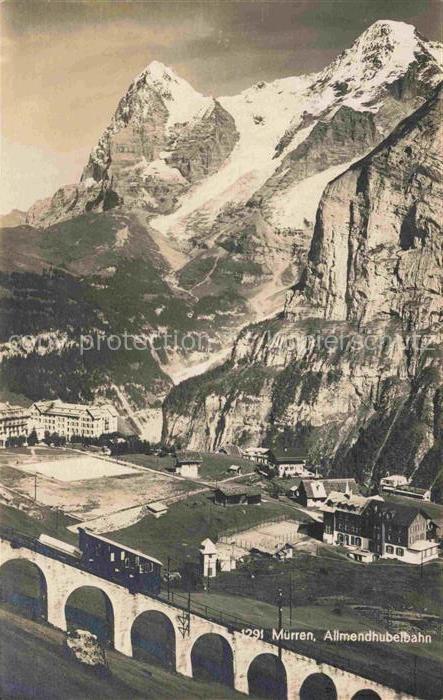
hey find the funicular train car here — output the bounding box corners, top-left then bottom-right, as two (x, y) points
(78, 528), (163, 595)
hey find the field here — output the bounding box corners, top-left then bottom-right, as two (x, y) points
(10, 454), (138, 481)
(0, 451), (199, 521)
(0, 608), (243, 700)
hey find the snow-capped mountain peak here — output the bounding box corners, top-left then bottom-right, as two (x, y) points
(27, 20), (442, 232)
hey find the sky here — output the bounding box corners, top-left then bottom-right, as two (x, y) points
(1, 0), (441, 214)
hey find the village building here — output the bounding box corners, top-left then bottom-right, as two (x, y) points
(200, 538), (218, 578)
(251, 541), (295, 560)
(172, 451), (202, 478)
(380, 474), (409, 489)
(267, 448), (311, 478)
(379, 476), (431, 501)
(145, 501), (168, 519)
(30, 400), (118, 440)
(322, 491), (380, 553)
(322, 493), (439, 565)
(291, 478), (360, 507)
(0, 403), (31, 447)
(214, 484), (262, 507)
(228, 464), (242, 475)
(364, 500), (438, 563)
(242, 447), (270, 465)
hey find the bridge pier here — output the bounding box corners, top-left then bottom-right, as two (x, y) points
(175, 636), (193, 677)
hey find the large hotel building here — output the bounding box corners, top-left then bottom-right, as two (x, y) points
(0, 399), (118, 446)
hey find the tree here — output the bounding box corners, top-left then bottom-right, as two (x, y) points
(28, 428), (38, 446)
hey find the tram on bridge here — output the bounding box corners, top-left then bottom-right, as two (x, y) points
(78, 528), (163, 595)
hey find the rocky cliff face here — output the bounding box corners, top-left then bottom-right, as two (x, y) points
(287, 84), (442, 330)
(163, 86), (442, 488)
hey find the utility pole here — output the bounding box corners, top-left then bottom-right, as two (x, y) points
(34, 474), (37, 502)
(289, 573), (293, 626)
(167, 557), (171, 602)
(277, 587), (283, 659)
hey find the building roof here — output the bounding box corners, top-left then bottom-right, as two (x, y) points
(0, 403), (30, 418)
(270, 448), (306, 464)
(323, 491), (371, 514)
(218, 444), (243, 457)
(175, 451), (203, 464)
(367, 501), (434, 527)
(32, 399), (117, 420)
(302, 478), (359, 499)
(252, 541), (294, 555)
(408, 540), (438, 551)
(215, 484), (261, 497)
(243, 447), (270, 455)
(146, 501), (168, 513)
(80, 528), (163, 566)
(399, 485), (430, 495)
(200, 538), (217, 554)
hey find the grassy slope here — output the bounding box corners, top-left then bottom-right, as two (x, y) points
(0, 608), (243, 700)
(122, 452), (254, 481)
(108, 494), (299, 569)
(0, 503), (77, 545)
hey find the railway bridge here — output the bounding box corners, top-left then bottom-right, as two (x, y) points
(0, 533), (415, 700)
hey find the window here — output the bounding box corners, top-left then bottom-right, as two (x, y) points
(386, 545), (394, 554)
(396, 547), (404, 556)
(355, 537), (361, 547)
(110, 552), (115, 562)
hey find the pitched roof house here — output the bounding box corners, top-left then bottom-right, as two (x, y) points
(291, 478), (359, 507)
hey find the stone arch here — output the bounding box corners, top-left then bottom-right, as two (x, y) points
(247, 653), (287, 699)
(352, 691), (382, 700)
(64, 585), (114, 647)
(131, 609), (176, 669)
(300, 672), (337, 700)
(190, 632), (234, 687)
(0, 557), (48, 621)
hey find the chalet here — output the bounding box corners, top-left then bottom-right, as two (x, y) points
(364, 501), (439, 564)
(173, 451), (202, 478)
(322, 494), (439, 565)
(242, 447), (270, 465)
(214, 484), (262, 507)
(228, 464), (242, 475)
(268, 448), (309, 478)
(322, 491), (379, 552)
(291, 478), (359, 507)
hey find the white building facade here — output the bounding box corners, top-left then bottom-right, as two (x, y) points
(30, 400), (118, 440)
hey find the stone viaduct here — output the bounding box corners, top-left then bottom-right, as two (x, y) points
(0, 537), (416, 700)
